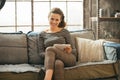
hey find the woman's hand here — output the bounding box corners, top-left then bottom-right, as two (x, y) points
(64, 46), (72, 54)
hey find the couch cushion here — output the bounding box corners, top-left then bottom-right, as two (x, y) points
(27, 31), (44, 64)
(70, 29), (95, 46)
(76, 37), (104, 63)
(64, 60), (117, 80)
(70, 29), (95, 61)
(0, 33), (28, 64)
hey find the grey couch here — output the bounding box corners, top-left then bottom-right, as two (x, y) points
(0, 29), (119, 80)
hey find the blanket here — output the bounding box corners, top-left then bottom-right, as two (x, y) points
(0, 64), (41, 73)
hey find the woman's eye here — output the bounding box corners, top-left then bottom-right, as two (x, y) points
(50, 18), (59, 22)
(56, 19), (59, 21)
(51, 18), (54, 20)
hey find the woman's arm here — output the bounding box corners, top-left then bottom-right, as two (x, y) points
(38, 32), (45, 58)
(63, 29), (73, 53)
(63, 29), (77, 56)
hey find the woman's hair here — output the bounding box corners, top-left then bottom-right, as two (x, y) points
(48, 7), (66, 28)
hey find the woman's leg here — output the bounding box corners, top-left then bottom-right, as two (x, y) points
(54, 60), (64, 80)
(44, 46), (76, 80)
(44, 47), (55, 80)
(52, 47), (76, 67)
(44, 69), (53, 80)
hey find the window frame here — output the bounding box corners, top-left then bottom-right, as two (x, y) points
(0, 0), (83, 32)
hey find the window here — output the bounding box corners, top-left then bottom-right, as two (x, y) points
(0, 0), (83, 33)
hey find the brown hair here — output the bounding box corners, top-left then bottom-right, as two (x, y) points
(48, 7), (66, 28)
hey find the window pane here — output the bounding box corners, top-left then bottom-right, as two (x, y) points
(67, 2), (83, 26)
(51, 0), (66, 1)
(51, 2), (66, 21)
(11, 0), (31, 2)
(34, 0), (49, 1)
(67, 0), (83, 1)
(17, 2), (31, 25)
(7, 0), (15, 2)
(17, 26), (31, 33)
(67, 26), (83, 31)
(0, 27), (15, 32)
(0, 2), (15, 26)
(34, 2), (49, 25)
(34, 26), (48, 32)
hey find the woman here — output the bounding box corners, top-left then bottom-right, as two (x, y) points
(39, 7), (76, 80)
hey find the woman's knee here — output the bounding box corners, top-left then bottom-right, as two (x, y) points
(55, 60), (64, 68)
(45, 46), (55, 52)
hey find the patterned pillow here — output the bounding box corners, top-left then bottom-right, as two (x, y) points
(76, 37), (104, 63)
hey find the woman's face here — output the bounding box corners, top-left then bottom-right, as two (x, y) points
(48, 13), (61, 28)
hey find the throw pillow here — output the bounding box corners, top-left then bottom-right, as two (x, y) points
(0, 33), (28, 64)
(76, 37), (104, 63)
(27, 31), (44, 64)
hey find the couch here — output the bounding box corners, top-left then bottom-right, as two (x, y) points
(0, 29), (119, 80)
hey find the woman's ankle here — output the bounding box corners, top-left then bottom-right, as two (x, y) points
(44, 69), (53, 80)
